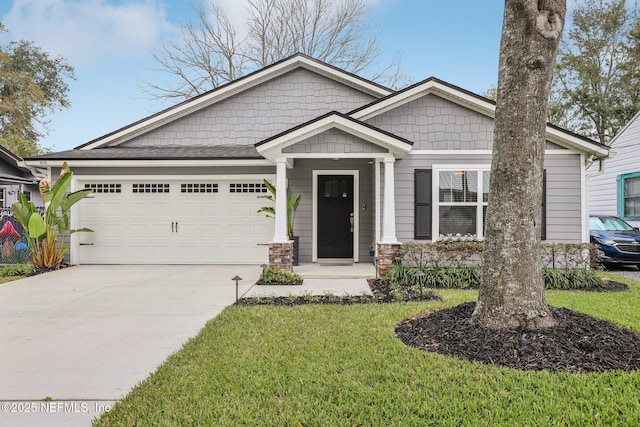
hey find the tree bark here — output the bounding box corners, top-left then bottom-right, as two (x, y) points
(471, 0), (566, 330)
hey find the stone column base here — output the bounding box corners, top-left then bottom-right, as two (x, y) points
(269, 242), (294, 273)
(376, 243), (402, 277)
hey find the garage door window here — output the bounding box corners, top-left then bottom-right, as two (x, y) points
(132, 183), (170, 193)
(181, 183), (218, 193)
(229, 183), (267, 193)
(84, 183), (122, 193)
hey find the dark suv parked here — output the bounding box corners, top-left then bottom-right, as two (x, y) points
(589, 215), (640, 269)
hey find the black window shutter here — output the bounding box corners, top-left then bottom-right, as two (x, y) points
(415, 169), (432, 240)
(541, 169), (547, 241)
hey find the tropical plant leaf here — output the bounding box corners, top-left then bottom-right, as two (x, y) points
(47, 171), (72, 214)
(70, 227), (94, 234)
(27, 213), (46, 240)
(60, 188), (93, 213)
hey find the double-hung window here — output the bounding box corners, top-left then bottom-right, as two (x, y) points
(618, 172), (640, 221)
(414, 166), (546, 241)
(435, 166), (490, 240)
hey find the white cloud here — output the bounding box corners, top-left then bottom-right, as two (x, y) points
(2, 0), (174, 66)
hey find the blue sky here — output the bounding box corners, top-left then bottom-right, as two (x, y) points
(0, 0), (508, 153)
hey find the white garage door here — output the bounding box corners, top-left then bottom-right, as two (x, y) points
(75, 179), (274, 264)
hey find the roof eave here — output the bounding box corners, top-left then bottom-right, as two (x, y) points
(78, 54), (393, 151)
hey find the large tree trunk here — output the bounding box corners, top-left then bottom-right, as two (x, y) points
(471, 0), (566, 330)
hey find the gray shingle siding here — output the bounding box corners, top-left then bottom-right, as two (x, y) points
(364, 94), (495, 150)
(121, 68), (378, 148)
(282, 129), (388, 154)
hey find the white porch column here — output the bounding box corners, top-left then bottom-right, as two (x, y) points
(273, 158), (290, 243)
(381, 157), (399, 244)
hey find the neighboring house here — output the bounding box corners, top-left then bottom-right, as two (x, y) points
(0, 145), (42, 209)
(588, 110), (640, 228)
(22, 54), (609, 267)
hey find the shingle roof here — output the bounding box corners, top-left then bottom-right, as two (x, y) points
(27, 145), (264, 161)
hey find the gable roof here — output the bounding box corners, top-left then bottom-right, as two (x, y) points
(77, 53), (393, 151)
(350, 77), (610, 159)
(606, 109), (640, 148)
(256, 111), (413, 162)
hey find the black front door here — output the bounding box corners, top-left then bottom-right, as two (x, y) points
(317, 175), (354, 258)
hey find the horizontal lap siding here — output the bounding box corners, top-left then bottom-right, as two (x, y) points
(545, 154), (583, 242)
(287, 159), (375, 263)
(588, 114), (640, 227)
(394, 153), (583, 243)
(395, 154), (492, 241)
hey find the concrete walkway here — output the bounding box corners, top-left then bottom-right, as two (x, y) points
(244, 262), (375, 298)
(0, 263), (374, 427)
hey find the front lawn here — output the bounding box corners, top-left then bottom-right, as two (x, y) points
(94, 274), (640, 426)
(0, 275), (25, 285)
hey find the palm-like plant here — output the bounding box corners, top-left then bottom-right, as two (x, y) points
(12, 165), (93, 269)
(257, 179), (301, 237)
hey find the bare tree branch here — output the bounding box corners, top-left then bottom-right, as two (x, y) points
(142, 0), (407, 103)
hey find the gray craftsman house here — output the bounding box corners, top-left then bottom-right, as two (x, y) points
(23, 54), (609, 269)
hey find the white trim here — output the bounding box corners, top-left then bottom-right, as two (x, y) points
(380, 158), (398, 244)
(81, 55), (391, 150)
(352, 79), (495, 122)
(350, 79), (609, 159)
(70, 174), (276, 264)
(580, 153), (589, 243)
(277, 152), (395, 160)
(24, 159), (273, 168)
(273, 160), (289, 243)
(408, 149), (581, 156)
(74, 174), (275, 181)
(374, 158), (382, 253)
(257, 113), (412, 163)
(432, 164), (492, 241)
(70, 175), (80, 265)
(312, 170), (359, 262)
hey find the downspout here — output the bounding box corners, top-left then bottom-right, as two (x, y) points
(585, 156), (606, 179)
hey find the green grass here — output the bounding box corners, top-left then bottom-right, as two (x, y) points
(0, 275), (24, 285)
(95, 274), (640, 427)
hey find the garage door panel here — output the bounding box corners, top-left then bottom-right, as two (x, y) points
(78, 179), (273, 264)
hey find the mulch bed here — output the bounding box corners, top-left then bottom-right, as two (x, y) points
(396, 302), (640, 373)
(254, 279), (303, 286)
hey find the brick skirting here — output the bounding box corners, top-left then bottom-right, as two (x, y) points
(269, 242), (294, 273)
(376, 243), (401, 277)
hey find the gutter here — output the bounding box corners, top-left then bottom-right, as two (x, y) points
(586, 150), (615, 179)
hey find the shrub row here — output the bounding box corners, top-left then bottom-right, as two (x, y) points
(386, 265), (605, 291)
(256, 266), (303, 285)
(0, 263), (36, 277)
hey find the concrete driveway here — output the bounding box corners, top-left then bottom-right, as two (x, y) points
(0, 265), (261, 427)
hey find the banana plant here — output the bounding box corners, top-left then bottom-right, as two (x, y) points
(257, 178), (301, 237)
(12, 166), (93, 269)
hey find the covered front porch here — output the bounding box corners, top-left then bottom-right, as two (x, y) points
(255, 112), (412, 272)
